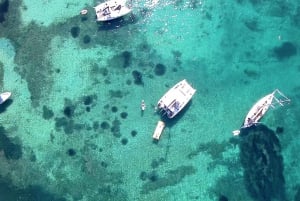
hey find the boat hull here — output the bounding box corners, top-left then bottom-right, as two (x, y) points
(94, 0), (132, 22)
(232, 89), (290, 136)
(0, 92), (12, 104)
(152, 121), (165, 140)
(243, 93), (274, 128)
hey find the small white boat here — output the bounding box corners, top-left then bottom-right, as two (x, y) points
(152, 120), (165, 140)
(0, 92), (12, 104)
(157, 79), (196, 118)
(233, 89), (290, 136)
(94, 0), (132, 22)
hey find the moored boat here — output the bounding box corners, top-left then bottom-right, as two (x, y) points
(157, 79), (196, 118)
(152, 120), (165, 140)
(0, 92), (11, 104)
(233, 89), (290, 136)
(94, 0), (132, 22)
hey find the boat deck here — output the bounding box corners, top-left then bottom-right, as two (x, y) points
(94, 0), (132, 21)
(158, 79), (196, 118)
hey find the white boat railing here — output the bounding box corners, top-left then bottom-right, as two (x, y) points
(271, 89), (291, 108)
(232, 89), (291, 136)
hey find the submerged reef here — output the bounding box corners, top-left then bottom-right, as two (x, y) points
(295, 186), (300, 201)
(122, 51), (132, 68)
(54, 117), (84, 134)
(239, 125), (286, 201)
(82, 35), (91, 44)
(120, 138), (128, 145)
(0, 126), (22, 160)
(42, 105), (54, 120)
(273, 42), (297, 60)
(154, 63), (166, 76)
(140, 165), (196, 194)
(82, 95), (95, 105)
(120, 111), (128, 119)
(0, 0), (9, 23)
(109, 90), (124, 98)
(187, 140), (229, 160)
(67, 148), (76, 157)
(0, 175), (66, 201)
(108, 51), (132, 69)
(0, 61), (4, 87)
(131, 130), (137, 137)
(218, 195), (228, 201)
(100, 121), (110, 130)
(70, 26), (80, 38)
(132, 70), (143, 85)
(111, 118), (121, 137)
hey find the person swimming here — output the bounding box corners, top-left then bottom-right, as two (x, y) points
(141, 100), (146, 111)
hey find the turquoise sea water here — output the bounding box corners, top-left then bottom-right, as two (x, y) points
(1, 0), (300, 200)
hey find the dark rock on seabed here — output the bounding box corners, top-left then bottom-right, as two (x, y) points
(239, 125), (286, 201)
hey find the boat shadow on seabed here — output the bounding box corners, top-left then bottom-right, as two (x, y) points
(0, 99), (13, 114)
(97, 13), (137, 31)
(152, 101), (194, 145)
(160, 100), (194, 128)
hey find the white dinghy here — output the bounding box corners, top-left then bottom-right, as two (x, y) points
(94, 0), (132, 22)
(0, 92), (12, 104)
(152, 120), (165, 140)
(233, 89), (290, 136)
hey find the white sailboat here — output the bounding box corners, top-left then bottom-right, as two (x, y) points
(0, 92), (12, 104)
(233, 89), (290, 136)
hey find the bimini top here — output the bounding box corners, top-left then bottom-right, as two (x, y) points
(157, 79), (196, 118)
(94, 0), (132, 22)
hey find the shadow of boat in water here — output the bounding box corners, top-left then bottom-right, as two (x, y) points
(0, 99), (13, 114)
(160, 100), (194, 128)
(97, 13), (137, 31)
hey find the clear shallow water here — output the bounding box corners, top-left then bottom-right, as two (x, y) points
(1, 0), (300, 200)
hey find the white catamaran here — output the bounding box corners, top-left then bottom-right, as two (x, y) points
(152, 79), (195, 140)
(233, 89), (290, 136)
(94, 0), (132, 22)
(157, 79), (196, 119)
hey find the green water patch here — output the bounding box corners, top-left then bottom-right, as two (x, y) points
(42, 105), (54, 120)
(295, 186), (300, 201)
(239, 125), (286, 201)
(0, 0), (9, 23)
(210, 171), (249, 201)
(0, 126), (22, 160)
(0, 0), (141, 108)
(293, 6), (300, 27)
(243, 68), (260, 79)
(140, 165), (197, 194)
(0, 176), (66, 201)
(208, 123), (288, 200)
(0, 61), (3, 87)
(0, 0), (54, 107)
(187, 140), (231, 161)
(273, 41), (297, 61)
(111, 117), (121, 138)
(243, 17), (261, 32)
(131, 70), (144, 85)
(154, 63), (167, 76)
(108, 51), (132, 68)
